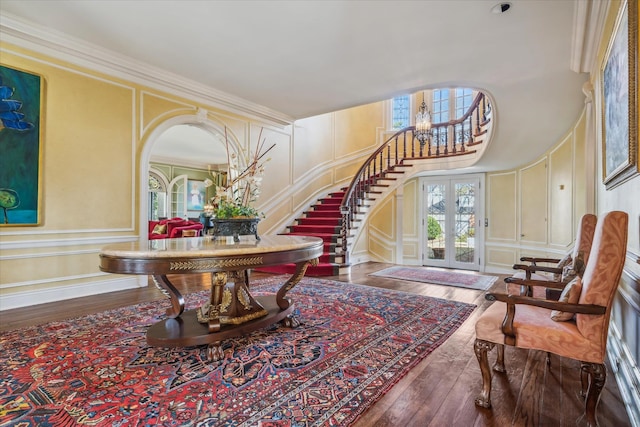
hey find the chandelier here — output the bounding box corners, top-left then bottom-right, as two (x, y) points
(415, 93), (432, 147)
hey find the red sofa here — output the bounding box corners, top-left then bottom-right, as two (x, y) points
(148, 217), (204, 239)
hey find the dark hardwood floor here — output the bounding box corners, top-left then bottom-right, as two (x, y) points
(0, 262), (631, 426)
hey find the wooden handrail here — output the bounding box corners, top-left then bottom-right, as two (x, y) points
(431, 92), (487, 129)
(338, 93), (491, 264)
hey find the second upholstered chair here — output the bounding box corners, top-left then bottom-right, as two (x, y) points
(505, 213), (597, 299)
(473, 210), (628, 427)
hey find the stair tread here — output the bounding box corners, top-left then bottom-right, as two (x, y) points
(297, 218), (343, 225)
(290, 224), (339, 229)
(287, 232), (339, 238)
(305, 211), (342, 216)
(273, 191), (350, 277)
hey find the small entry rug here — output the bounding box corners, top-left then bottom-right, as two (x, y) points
(371, 266), (498, 291)
(0, 276), (476, 427)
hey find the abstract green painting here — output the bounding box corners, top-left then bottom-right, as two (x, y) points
(0, 65), (42, 225)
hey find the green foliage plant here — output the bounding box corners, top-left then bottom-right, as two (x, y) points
(427, 216), (442, 240)
(215, 200), (263, 220)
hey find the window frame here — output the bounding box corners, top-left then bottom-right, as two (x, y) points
(389, 94), (412, 131)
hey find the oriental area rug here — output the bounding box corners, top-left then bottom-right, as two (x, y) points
(0, 276), (476, 427)
(371, 266), (498, 291)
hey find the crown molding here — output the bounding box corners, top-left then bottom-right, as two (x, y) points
(0, 12), (293, 127)
(570, 0), (610, 74)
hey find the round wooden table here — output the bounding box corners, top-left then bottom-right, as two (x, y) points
(99, 235), (323, 361)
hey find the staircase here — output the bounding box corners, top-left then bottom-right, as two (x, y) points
(255, 190), (346, 276)
(258, 92), (492, 277)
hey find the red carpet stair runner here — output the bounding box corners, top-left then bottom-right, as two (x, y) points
(256, 190), (347, 276)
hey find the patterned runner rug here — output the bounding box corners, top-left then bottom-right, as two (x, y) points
(1, 276), (475, 426)
(371, 266), (498, 291)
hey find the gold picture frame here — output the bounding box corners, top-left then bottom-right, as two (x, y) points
(601, 0), (638, 190)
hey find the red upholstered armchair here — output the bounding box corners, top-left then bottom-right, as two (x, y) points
(148, 218), (203, 239)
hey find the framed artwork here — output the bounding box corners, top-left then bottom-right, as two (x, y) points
(0, 65), (43, 225)
(187, 179), (206, 211)
(601, 0), (638, 190)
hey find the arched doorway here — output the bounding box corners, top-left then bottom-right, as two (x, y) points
(139, 115), (243, 239)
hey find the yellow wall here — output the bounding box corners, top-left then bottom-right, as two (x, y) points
(0, 43), (383, 309)
(484, 110), (588, 270)
(367, 192), (397, 262)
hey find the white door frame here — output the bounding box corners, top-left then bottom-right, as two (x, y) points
(420, 174), (485, 271)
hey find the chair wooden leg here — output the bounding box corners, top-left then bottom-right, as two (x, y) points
(581, 362), (606, 427)
(474, 339), (495, 408)
(580, 363), (589, 398)
(494, 344), (506, 373)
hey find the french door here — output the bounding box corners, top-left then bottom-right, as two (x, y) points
(422, 175), (483, 270)
(168, 175), (187, 219)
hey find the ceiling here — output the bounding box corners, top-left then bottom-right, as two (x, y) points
(0, 0), (598, 171)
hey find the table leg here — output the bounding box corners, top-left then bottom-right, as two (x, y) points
(200, 272), (226, 333)
(198, 270), (269, 331)
(219, 270), (268, 324)
(207, 341), (224, 362)
(275, 258), (318, 329)
(151, 274), (185, 318)
(275, 258), (318, 310)
(281, 314), (300, 328)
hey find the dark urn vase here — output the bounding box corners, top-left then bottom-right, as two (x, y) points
(211, 217), (261, 242)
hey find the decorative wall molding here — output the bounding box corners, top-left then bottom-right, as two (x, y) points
(1, 272), (109, 290)
(619, 268), (640, 312)
(1, 248), (100, 261)
(608, 322), (640, 427)
(484, 241), (567, 255)
(368, 228), (397, 262)
(486, 171), (518, 242)
(258, 122), (387, 236)
(0, 235), (137, 251)
(0, 276), (141, 311)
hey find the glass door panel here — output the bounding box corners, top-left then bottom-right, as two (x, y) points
(423, 175), (482, 270)
(425, 182), (447, 266)
(453, 181), (476, 266)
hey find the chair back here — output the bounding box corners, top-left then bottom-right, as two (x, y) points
(571, 213), (597, 265)
(575, 211), (628, 361)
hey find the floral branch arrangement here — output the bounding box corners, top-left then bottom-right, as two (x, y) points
(204, 127), (274, 219)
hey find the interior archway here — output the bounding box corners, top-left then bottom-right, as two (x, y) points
(139, 116), (244, 240)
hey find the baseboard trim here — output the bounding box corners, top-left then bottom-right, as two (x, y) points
(0, 276), (143, 311)
(608, 322), (640, 427)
